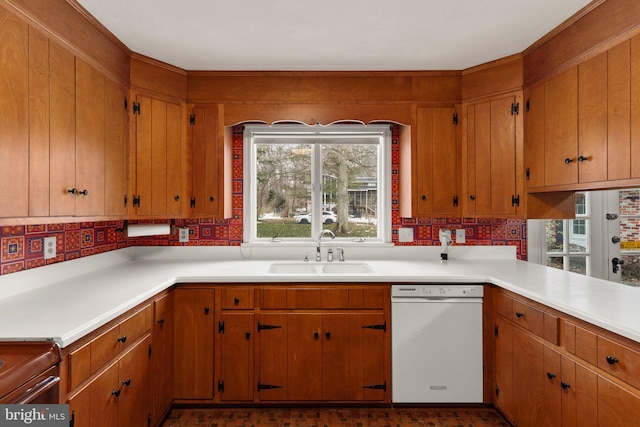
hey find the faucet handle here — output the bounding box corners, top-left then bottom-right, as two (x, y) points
(327, 248), (333, 262)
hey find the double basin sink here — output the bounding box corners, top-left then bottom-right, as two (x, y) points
(267, 262), (375, 274)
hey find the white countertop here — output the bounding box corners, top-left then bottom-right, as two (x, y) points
(0, 245), (639, 347)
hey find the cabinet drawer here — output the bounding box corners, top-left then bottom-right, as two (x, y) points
(598, 336), (640, 390)
(494, 290), (558, 344)
(260, 287), (322, 309)
(69, 342), (91, 389)
(90, 325), (120, 373)
(119, 305), (152, 350)
(222, 287), (254, 309)
(564, 321), (598, 365)
(512, 300), (544, 336)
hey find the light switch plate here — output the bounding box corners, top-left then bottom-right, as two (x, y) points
(398, 227), (414, 242)
(44, 236), (56, 259)
(455, 228), (466, 244)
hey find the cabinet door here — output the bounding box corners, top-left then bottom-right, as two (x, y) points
(525, 82), (546, 188)
(415, 106), (458, 216)
(219, 312), (254, 401)
(631, 34), (640, 178)
(322, 313), (350, 400)
(152, 292), (174, 425)
(89, 361), (119, 427)
(287, 313), (322, 400)
(494, 318), (515, 422)
(134, 96), (183, 217)
(75, 59), (106, 216)
(68, 383), (91, 427)
(190, 105), (221, 217)
(350, 313), (387, 401)
(173, 288), (215, 399)
(104, 79), (128, 217)
(258, 313), (288, 400)
(49, 41), (76, 216)
(578, 52), (608, 183)
(0, 9), (29, 218)
(118, 335), (152, 427)
(467, 96), (520, 217)
(542, 346), (562, 427)
(545, 67), (578, 186)
(608, 40), (631, 181)
(512, 327), (544, 427)
(598, 375), (640, 426)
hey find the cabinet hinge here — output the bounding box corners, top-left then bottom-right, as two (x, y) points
(511, 102), (519, 115)
(525, 99), (530, 112)
(496, 385), (500, 397)
(453, 196), (458, 207)
(362, 321), (386, 332)
(218, 320), (224, 334)
(512, 194), (520, 207)
(189, 114), (195, 125)
(218, 380), (224, 393)
(526, 168), (530, 181)
(132, 102), (141, 115)
(494, 324), (499, 338)
(124, 194), (128, 207)
(257, 322), (282, 332)
(148, 344), (152, 359)
(453, 113), (458, 125)
(363, 381), (387, 391)
(70, 411), (75, 427)
(258, 382), (282, 391)
(133, 195), (141, 208)
(190, 197), (196, 208)
(148, 414), (151, 427)
(124, 97), (128, 111)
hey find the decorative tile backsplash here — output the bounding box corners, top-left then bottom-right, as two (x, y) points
(0, 125), (526, 276)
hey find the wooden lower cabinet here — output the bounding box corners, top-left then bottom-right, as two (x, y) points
(68, 335), (152, 427)
(493, 288), (640, 427)
(257, 310), (388, 402)
(151, 291), (174, 425)
(218, 312), (254, 401)
(173, 287), (215, 400)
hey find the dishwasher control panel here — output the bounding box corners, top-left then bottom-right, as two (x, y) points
(391, 284), (484, 298)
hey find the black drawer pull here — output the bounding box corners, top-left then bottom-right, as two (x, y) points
(546, 372), (556, 380)
(234, 297), (240, 305)
(117, 336), (127, 343)
(606, 356), (619, 365)
(515, 312), (525, 318)
(561, 382), (571, 390)
(111, 389), (121, 397)
(122, 378), (131, 387)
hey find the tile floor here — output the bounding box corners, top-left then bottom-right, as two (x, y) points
(161, 406), (511, 427)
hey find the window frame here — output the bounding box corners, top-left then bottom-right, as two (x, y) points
(242, 123), (392, 246)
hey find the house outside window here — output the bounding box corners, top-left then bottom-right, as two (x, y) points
(243, 124), (391, 245)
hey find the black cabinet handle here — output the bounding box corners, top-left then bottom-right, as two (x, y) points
(313, 331), (319, 339)
(421, 195), (426, 201)
(174, 195), (180, 201)
(157, 318), (165, 325)
(234, 297), (240, 305)
(564, 158), (574, 164)
(111, 389), (121, 397)
(469, 195), (475, 201)
(204, 306), (210, 315)
(546, 372), (556, 380)
(117, 336), (127, 343)
(515, 312), (525, 318)
(67, 188), (77, 195)
(325, 331), (331, 339)
(561, 382), (571, 390)
(606, 356), (619, 365)
(578, 155), (588, 163)
(122, 378), (131, 387)
(245, 332), (251, 340)
(209, 196), (215, 202)
(78, 189), (88, 196)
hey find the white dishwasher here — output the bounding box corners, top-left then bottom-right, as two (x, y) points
(391, 284), (484, 403)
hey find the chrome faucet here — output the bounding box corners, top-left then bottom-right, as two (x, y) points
(317, 229), (335, 261)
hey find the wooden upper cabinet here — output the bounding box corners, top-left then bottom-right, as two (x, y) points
(465, 94), (522, 218)
(632, 34), (640, 178)
(0, 9), (29, 218)
(133, 94), (184, 218)
(189, 105), (231, 218)
(528, 38), (633, 191)
(104, 79), (128, 217)
(414, 106), (459, 217)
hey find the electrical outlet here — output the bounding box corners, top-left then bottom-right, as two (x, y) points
(44, 236), (56, 260)
(456, 228), (466, 244)
(178, 227), (189, 243)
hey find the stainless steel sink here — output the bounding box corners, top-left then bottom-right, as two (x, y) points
(267, 262), (375, 274)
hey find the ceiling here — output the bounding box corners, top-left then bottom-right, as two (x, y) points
(76, 0), (593, 71)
